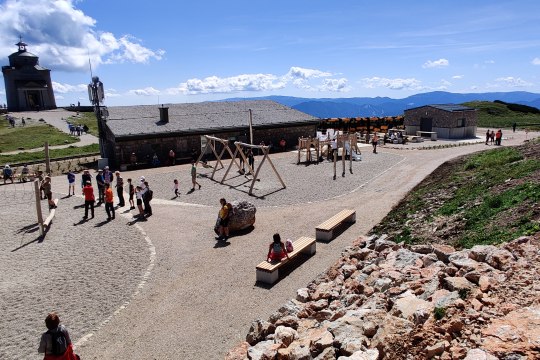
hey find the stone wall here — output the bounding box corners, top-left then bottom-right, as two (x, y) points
(404, 106), (477, 139)
(105, 124), (317, 168)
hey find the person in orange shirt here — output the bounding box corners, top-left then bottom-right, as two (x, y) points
(82, 181), (95, 219)
(104, 183), (115, 220)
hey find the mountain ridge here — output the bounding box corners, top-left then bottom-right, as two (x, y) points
(224, 91), (540, 118)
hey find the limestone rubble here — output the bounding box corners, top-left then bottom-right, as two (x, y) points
(226, 234), (540, 359)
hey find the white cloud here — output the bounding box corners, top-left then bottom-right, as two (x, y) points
(422, 58), (449, 69)
(361, 77), (423, 91)
(129, 87), (161, 96)
(532, 57), (540, 65)
(52, 81), (87, 93)
(440, 79), (452, 87)
(452, 75), (464, 79)
(167, 66), (347, 95)
(285, 66), (332, 80)
(0, 0), (163, 72)
(484, 60), (495, 64)
(317, 78), (350, 92)
(494, 76), (532, 87)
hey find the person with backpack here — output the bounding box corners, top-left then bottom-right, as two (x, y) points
(143, 181), (153, 216)
(38, 312), (79, 360)
(3, 164), (14, 184)
(215, 198), (231, 241)
(267, 233), (290, 262)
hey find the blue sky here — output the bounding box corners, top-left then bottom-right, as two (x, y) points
(1, 0), (540, 107)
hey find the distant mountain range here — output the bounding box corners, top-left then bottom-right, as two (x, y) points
(224, 91), (540, 118)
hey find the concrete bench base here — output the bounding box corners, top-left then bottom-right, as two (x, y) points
(256, 236), (316, 284)
(316, 209), (356, 241)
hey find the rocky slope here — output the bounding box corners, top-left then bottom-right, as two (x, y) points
(226, 234), (539, 359)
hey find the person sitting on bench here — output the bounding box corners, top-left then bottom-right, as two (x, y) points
(267, 233), (290, 262)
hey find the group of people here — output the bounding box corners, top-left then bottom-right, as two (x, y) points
(78, 167), (153, 221)
(485, 129), (503, 146)
(68, 124), (88, 136)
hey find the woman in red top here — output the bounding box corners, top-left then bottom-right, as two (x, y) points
(267, 233), (290, 262)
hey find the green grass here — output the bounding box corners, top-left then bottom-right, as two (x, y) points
(463, 101), (540, 130)
(373, 143), (540, 249)
(67, 112), (99, 136)
(0, 121), (78, 152)
(0, 143), (100, 165)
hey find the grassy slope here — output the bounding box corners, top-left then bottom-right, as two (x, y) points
(67, 112), (99, 137)
(0, 144), (100, 165)
(371, 140), (540, 249)
(0, 120), (78, 152)
(463, 101), (540, 130)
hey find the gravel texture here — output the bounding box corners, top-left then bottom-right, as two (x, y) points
(2, 129), (537, 360)
(0, 186), (149, 360)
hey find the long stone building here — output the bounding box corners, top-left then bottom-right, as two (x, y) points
(2, 39), (56, 111)
(103, 100), (319, 168)
(404, 104), (477, 139)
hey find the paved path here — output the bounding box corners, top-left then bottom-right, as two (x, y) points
(73, 129), (537, 360)
(2, 127), (536, 360)
(2, 109), (98, 155)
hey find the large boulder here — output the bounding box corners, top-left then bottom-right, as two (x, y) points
(229, 200), (256, 231)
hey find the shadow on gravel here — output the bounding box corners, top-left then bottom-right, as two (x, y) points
(254, 253), (313, 289)
(72, 203), (85, 209)
(213, 240), (231, 248)
(94, 220), (111, 227)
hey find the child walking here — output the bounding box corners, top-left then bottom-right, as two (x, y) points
(127, 178), (135, 209)
(173, 179), (179, 197)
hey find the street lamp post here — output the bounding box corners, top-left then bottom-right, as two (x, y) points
(88, 76), (107, 158)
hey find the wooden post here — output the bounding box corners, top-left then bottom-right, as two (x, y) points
(34, 180), (44, 236)
(248, 109), (253, 145)
(44, 142), (50, 175)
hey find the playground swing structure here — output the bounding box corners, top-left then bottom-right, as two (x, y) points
(330, 133), (359, 180)
(196, 135), (286, 195)
(297, 137), (326, 164)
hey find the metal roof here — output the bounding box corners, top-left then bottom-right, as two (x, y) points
(106, 100), (319, 138)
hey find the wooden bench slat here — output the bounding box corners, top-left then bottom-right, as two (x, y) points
(256, 236), (316, 272)
(316, 209), (355, 231)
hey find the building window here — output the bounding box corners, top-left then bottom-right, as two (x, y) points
(457, 118), (465, 127)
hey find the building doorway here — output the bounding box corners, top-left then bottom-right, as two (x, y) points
(420, 117), (433, 132)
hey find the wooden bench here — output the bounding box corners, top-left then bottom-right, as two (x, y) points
(43, 199), (59, 227)
(256, 236), (316, 284)
(316, 209), (356, 241)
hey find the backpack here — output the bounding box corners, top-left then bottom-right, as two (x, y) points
(47, 328), (68, 355)
(285, 239), (294, 253)
(144, 189), (153, 201)
(4, 167), (12, 177)
(225, 203), (234, 217)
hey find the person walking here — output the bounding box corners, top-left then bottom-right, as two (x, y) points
(67, 171), (75, 196)
(82, 181), (95, 219)
(104, 183), (115, 220)
(512, 122), (517, 133)
(115, 171), (125, 207)
(372, 134), (379, 154)
(3, 164), (14, 184)
(127, 178), (135, 209)
(485, 129), (490, 145)
(173, 179), (179, 197)
(490, 130), (495, 144)
(191, 161), (201, 191)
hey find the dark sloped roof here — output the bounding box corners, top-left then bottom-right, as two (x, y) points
(405, 104), (476, 112)
(106, 100), (318, 138)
